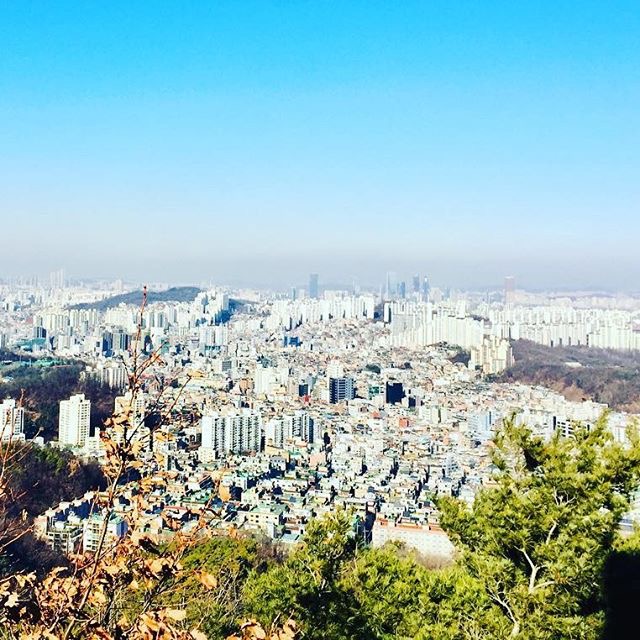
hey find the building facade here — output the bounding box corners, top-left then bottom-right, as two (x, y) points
(59, 393), (91, 447)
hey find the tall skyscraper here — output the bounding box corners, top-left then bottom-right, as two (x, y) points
(385, 271), (397, 299)
(422, 277), (430, 300)
(59, 394), (91, 447)
(49, 268), (65, 290)
(504, 276), (516, 305)
(309, 273), (319, 299)
(412, 274), (421, 293)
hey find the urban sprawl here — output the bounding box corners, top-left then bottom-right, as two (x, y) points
(1, 272), (640, 561)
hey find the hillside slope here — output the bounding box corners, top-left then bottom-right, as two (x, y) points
(495, 340), (640, 412)
(70, 286), (201, 311)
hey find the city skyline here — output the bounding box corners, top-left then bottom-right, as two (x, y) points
(2, 267), (640, 295)
(1, 2), (639, 289)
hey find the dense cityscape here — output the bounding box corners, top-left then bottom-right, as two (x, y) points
(2, 272), (639, 563)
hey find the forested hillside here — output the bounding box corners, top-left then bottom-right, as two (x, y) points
(496, 340), (640, 412)
(0, 445), (105, 576)
(70, 287), (201, 311)
(0, 360), (118, 440)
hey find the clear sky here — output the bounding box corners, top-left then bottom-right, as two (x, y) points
(1, 1), (639, 289)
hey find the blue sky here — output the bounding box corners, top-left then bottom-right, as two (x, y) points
(1, 1), (639, 289)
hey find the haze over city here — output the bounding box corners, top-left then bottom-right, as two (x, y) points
(1, 1), (639, 289)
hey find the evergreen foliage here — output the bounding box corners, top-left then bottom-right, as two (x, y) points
(241, 417), (640, 639)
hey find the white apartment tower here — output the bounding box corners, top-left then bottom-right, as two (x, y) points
(265, 411), (316, 448)
(59, 394), (91, 447)
(1, 399), (25, 443)
(326, 360), (344, 379)
(200, 409), (262, 461)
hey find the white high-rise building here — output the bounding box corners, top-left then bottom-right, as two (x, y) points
(265, 411), (315, 448)
(254, 364), (289, 396)
(200, 409), (262, 461)
(93, 361), (128, 389)
(59, 394), (91, 447)
(49, 268), (65, 290)
(1, 399), (25, 443)
(254, 366), (275, 396)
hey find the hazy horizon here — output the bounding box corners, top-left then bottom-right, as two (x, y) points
(5, 259), (640, 295)
(1, 2), (638, 289)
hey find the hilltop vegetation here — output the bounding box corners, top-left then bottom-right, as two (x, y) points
(237, 418), (640, 639)
(496, 340), (640, 412)
(70, 286), (201, 311)
(0, 349), (35, 363)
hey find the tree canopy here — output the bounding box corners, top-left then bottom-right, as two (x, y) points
(243, 416), (640, 639)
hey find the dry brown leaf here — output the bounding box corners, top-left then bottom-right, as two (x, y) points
(195, 570), (218, 589)
(140, 613), (163, 632)
(241, 621), (267, 640)
(146, 558), (166, 575)
(164, 608), (187, 621)
(276, 620), (298, 640)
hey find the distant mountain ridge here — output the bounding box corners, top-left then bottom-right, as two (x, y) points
(69, 286), (201, 311)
